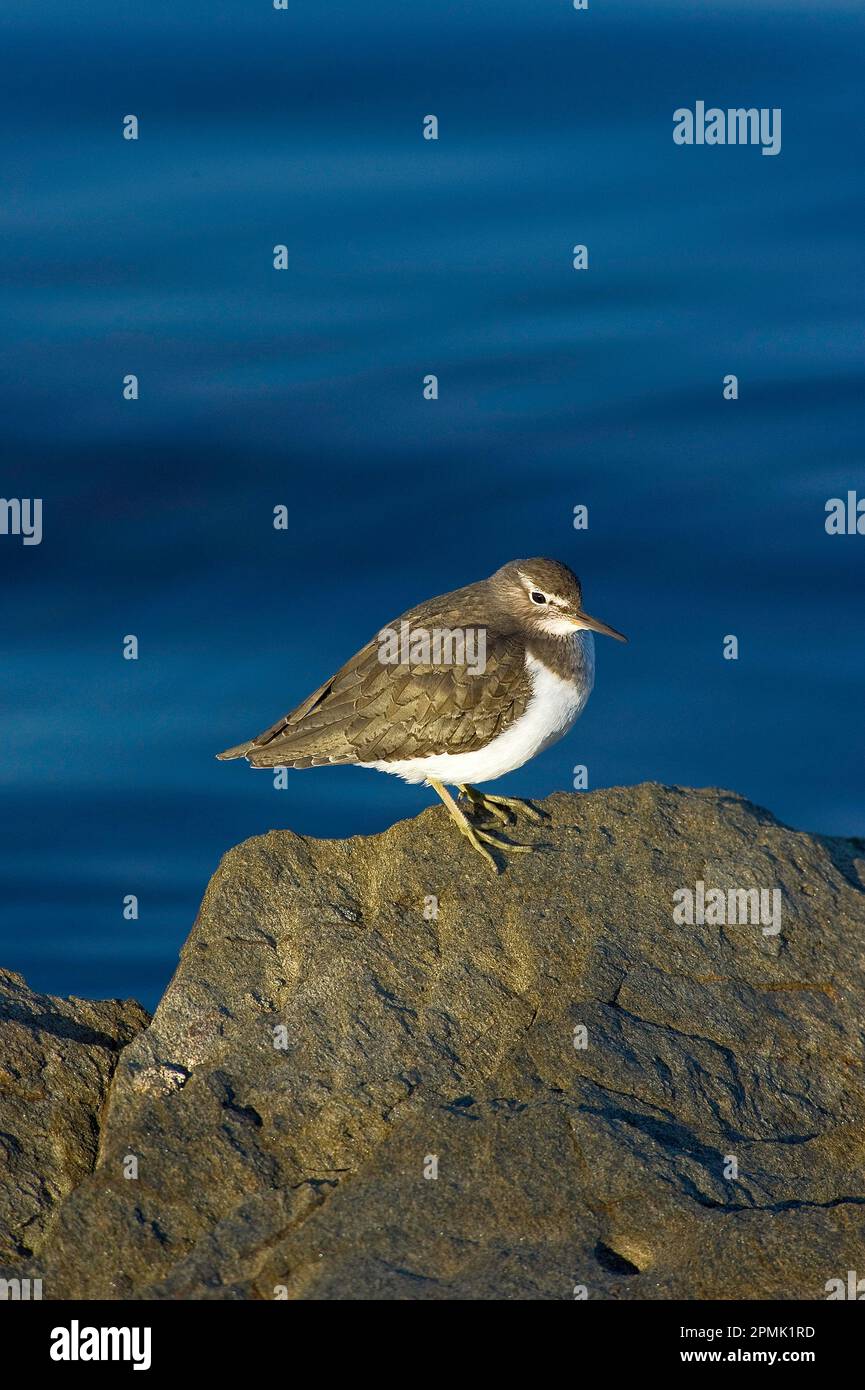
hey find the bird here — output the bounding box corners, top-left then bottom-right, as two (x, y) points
(217, 558), (627, 871)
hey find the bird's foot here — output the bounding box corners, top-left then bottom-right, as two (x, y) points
(457, 819), (540, 872)
(459, 785), (547, 825)
(430, 779), (541, 873)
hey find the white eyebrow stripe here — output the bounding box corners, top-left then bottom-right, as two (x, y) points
(518, 576), (568, 608)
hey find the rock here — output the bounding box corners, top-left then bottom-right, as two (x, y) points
(0, 970), (149, 1263)
(3, 784), (865, 1299)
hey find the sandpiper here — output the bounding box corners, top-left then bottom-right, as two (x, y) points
(217, 558), (626, 871)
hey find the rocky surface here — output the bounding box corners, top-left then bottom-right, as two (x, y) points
(2, 783), (865, 1299)
(0, 969), (149, 1263)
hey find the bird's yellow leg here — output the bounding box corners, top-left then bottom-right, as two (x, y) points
(459, 784), (546, 824)
(428, 779), (536, 873)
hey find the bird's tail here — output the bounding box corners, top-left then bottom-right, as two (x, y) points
(216, 740), (255, 761)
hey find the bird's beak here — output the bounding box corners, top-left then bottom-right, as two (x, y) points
(570, 609), (628, 642)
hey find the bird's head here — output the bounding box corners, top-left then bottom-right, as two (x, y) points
(489, 557), (627, 642)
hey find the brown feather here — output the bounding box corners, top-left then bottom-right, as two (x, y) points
(228, 580), (533, 769)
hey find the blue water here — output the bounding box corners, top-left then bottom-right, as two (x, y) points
(1, 1), (863, 1011)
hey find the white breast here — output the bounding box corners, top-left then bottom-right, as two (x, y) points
(360, 634), (595, 787)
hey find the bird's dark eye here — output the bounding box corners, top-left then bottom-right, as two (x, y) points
(530, 591), (546, 605)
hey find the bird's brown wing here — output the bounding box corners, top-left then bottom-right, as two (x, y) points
(217, 594), (531, 769)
